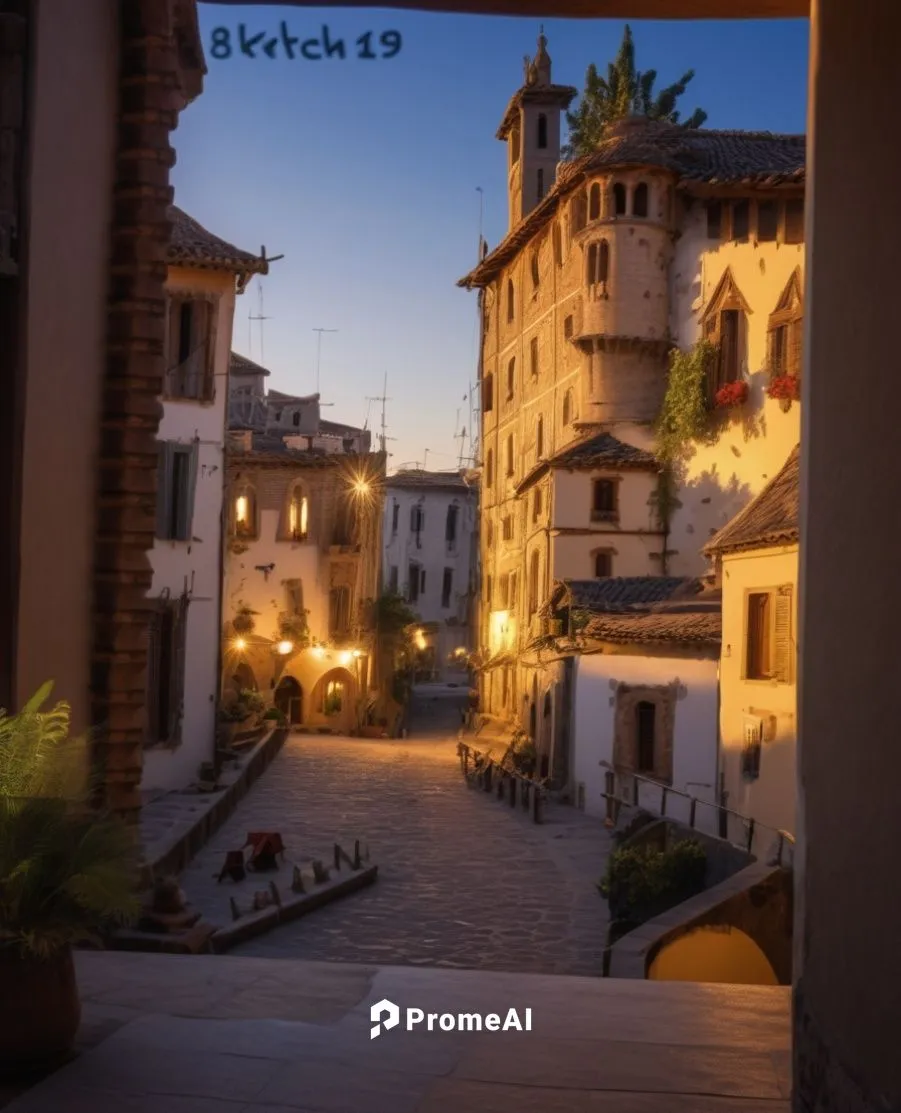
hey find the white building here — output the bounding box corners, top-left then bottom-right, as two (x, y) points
(382, 470), (479, 675)
(534, 578), (720, 810)
(142, 207), (267, 792)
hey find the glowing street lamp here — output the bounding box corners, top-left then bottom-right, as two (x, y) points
(276, 640), (294, 656)
(233, 637), (247, 652)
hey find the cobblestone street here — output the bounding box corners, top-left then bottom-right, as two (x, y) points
(179, 686), (614, 975)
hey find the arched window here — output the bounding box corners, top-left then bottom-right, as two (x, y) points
(510, 126), (521, 165)
(233, 481), (257, 539)
(633, 182), (649, 218)
(636, 700), (656, 773)
(537, 113), (548, 149)
(562, 388), (573, 426)
(528, 550), (540, 616)
(530, 251), (540, 289)
(587, 239), (609, 288)
(594, 551), (612, 578)
(506, 279), (515, 323)
(613, 182), (627, 216)
(570, 192), (587, 235)
(588, 182), (601, 221)
(532, 486), (543, 522)
(286, 483), (309, 542)
(552, 222), (563, 267)
(536, 415), (544, 459)
(486, 448), (494, 489)
(506, 357), (516, 400)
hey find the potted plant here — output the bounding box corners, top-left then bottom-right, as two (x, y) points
(232, 604), (257, 635)
(767, 374), (801, 411)
(0, 683), (140, 1075)
(714, 380), (749, 410)
(276, 610), (310, 648)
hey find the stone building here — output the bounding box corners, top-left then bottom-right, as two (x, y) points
(143, 208), (267, 793)
(221, 418), (385, 735)
(382, 469), (479, 674)
(459, 33), (805, 783)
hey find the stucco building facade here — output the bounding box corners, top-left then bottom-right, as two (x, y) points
(382, 469), (479, 674)
(221, 419), (385, 735)
(141, 209), (267, 793)
(706, 446), (799, 840)
(460, 35), (804, 792)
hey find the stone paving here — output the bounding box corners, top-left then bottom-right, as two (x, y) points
(178, 685), (615, 975)
(3, 952), (793, 1113)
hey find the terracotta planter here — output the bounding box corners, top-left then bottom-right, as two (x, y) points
(0, 946), (81, 1076)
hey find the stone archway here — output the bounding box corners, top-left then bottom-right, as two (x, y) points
(274, 675), (303, 725)
(234, 662), (257, 692)
(310, 667), (357, 734)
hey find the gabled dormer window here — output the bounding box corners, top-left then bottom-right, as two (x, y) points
(701, 267), (750, 406)
(768, 268), (804, 382)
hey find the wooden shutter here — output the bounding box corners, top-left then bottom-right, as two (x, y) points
(199, 298), (217, 401)
(145, 606), (162, 743)
(183, 440), (200, 540)
(156, 442), (172, 539)
(168, 596), (189, 743)
(789, 319), (804, 380)
(774, 585), (794, 683)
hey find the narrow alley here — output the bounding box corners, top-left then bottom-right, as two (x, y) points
(178, 685), (614, 975)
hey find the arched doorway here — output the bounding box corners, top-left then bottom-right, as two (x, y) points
(310, 667), (357, 733)
(274, 676), (302, 725)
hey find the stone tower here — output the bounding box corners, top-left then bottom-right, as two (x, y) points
(496, 31), (577, 232)
(569, 117), (678, 426)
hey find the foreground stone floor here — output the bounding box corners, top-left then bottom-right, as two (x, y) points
(5, 952), (792, 1112)
(179, 688), (613, 974)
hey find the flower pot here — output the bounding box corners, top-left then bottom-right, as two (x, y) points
(0, 946), (81, 1076)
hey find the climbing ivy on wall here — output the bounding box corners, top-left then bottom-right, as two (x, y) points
(652, 339), (716, 533)
(655, 340), (714, 467)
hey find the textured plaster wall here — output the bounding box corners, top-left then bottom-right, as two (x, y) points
(572, 652), (718, 821)
(718, 544), (798, 838)
(669, 203), (804, 576)
(16, 0), (118, 729)
(143, 267), (237, 791)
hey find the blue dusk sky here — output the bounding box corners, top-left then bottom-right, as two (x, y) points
(175, 5), (809, 472)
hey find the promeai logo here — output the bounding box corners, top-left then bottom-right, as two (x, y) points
(369, 999), (532, 1039)
(370, 998), (401, 1040)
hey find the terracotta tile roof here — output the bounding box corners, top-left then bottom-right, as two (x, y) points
(230, 351), (270, 377)
(458, 122), (805, 289)
(517, 431), (657, 494)
(704, 445), (800, 556)
(557, 576), (705, 614)
(497, 82), (578, 139)
(387, 469), (474, 492)
(168, 206), (268, 276)
(581, 606), (721, 647)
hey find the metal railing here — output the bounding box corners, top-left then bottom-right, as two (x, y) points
(601, 768), (795, 867)
(457, 741), (546, 824)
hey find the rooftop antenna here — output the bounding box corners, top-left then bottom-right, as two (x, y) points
(312, 328), (338, 394)
(455, 423), (468, 469)
(248, 283), (271, 364)
(366, 372), (391, 454)
(475, 187), (484, 263)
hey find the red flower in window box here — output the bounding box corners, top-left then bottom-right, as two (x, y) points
(766, 375), (801, 402)
(714, 380), (749, 409)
